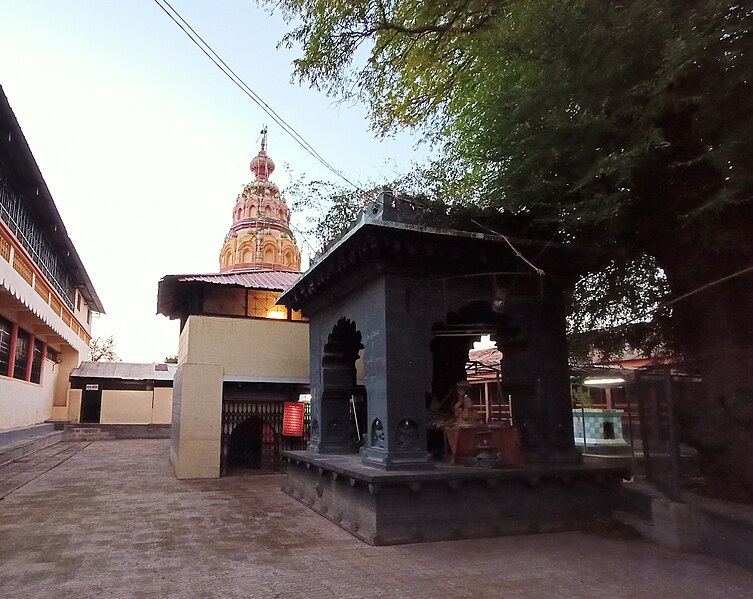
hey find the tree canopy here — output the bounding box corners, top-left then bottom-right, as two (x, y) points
(273, 0), (751, 250)
(273, 0), (752, 344)
(89, 336), (120, 363)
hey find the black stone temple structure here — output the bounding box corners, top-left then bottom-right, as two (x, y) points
(278, 191), (627, 545)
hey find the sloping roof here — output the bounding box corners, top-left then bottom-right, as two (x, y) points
(157, 269), (301, 318)
(170, 270), (300, 291)
(70, 361), (177, 381)
(0, 85), (104, 313)
(468, 347), (503, 368)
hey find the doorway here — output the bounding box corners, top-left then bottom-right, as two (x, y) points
(80, 388), (102, 423)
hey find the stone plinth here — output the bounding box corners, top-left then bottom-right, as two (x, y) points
(282, 450), (628, 545)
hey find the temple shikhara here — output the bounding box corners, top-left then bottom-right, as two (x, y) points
(219, 130), (301, 273)
(158, 129), (310, 479)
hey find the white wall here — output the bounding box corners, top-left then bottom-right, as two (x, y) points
(0, 360), (58, 431)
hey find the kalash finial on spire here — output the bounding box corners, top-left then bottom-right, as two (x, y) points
(250, 125), (275, 182)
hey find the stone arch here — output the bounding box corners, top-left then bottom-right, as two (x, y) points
(263, 244), (276, 265)
(237, 242), (255, 263)
(314, 317), (364, 453)
(264, 204), (272, 218)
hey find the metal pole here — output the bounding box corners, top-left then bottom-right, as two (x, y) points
(580, 404), (588, 452)
(350, 395), (361, 441)
(625, 380), (636, 480)
(665, 368), (682, 501)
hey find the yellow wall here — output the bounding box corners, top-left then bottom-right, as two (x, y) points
(64, 387), (174, 425)
(100, 390), (153, 424)
(170, 315), (309, 479)
(182, 315), (309, 380)
(152, 387), (173, 424)
(170, 362), (223, 479)
(53, 348), (82, 417)
(66, 389), (82, 423)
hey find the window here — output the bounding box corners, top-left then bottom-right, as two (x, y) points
(247, 290), (286, 319)
(30, 338), (43, 383)
(76, 291), (82, 311)
(13, 328), (29, 380)
(87, 307), (92, 325)
(245, 290), (307, 321)
(46, 347), (59, 363)
(0, 315), (11, 376)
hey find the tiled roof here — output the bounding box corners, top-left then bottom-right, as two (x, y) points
(71, 361), (177, 381)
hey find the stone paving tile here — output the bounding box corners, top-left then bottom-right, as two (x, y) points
(1, 439), (753, 598)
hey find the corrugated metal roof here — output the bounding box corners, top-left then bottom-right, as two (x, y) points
(157, 269), (303, 319)
(70, 361), (177, 381)
(173, 269), (300, 291)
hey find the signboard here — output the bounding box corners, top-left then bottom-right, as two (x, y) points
(282, 402), (305, 436)
(85, 384), (99, 391)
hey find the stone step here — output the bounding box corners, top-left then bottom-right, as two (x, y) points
(0, 431), (64, 467)
(62, 425), (115, 441)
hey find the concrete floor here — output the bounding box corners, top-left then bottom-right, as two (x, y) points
(1, 440), (752, 599)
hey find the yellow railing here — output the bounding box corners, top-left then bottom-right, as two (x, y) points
(1, 223), (91, 345)
(0, 233), (9, 262)
(12, 252), (34, 286)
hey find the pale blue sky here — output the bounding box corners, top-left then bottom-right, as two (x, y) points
(0, 0), (428, 361)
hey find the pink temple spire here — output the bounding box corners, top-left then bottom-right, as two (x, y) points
(250, 126), (274, 182)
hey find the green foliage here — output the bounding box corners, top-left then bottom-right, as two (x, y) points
(268, 0), (753, 249)
(571, 387), (593, 409)
(567, 256), (671, 362)
(269, 0), (753, 357)
(164, 355), (178, 364)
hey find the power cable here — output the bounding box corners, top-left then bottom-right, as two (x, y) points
(470, 219), (545, 275)
(616, 263), (753, 329)
(153, 0), (364, 192)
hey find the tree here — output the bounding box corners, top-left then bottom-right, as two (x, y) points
(89, 336), (120, 362)
(268, 0), (753, 499)
(164, 355), (178, 364)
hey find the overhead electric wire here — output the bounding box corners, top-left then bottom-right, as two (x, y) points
(470, 218), (546, 275)
(615, 263), (753, 330)
(153, 0), (364, 192)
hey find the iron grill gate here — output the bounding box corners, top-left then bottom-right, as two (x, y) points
(633, 369), (702, 501)
(221, 399), (311, 476)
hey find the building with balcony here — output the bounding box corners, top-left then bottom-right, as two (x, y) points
(0, 85), (104, 432)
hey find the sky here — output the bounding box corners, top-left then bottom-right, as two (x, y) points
(0, 0), (429, 361)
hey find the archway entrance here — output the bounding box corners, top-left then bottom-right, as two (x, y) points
(315, 317), (365, 452)
(226, 416), (278, 474)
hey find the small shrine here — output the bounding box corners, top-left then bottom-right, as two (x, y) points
(278, 190), (628, 545)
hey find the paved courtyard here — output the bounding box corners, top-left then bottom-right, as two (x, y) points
(1, 440), (753, 598)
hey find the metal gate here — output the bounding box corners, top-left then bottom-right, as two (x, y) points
(221, 400), (311, 476)
(633, 368), (702, 501)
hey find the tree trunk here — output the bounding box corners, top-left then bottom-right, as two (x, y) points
(661, 254), (753, 502)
